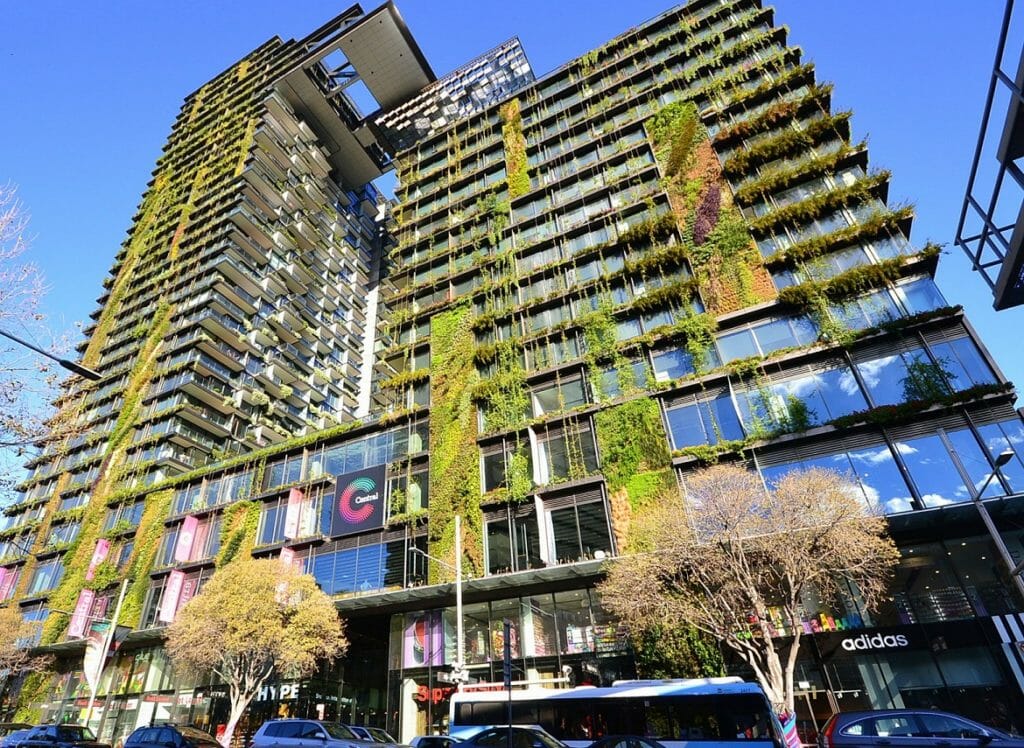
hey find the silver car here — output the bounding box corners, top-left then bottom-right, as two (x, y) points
(252, 721), (376, 748)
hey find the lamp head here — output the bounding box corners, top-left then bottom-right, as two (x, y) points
(996, 449), (1015, 467)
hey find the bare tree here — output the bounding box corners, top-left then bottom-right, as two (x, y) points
(165, 557), (347, 747)
(600, 464), (899, 714)
(0, 184), (68, 500)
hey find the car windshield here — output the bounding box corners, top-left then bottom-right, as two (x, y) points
(57, 727), (96, 742)
(367, 730), (394, 743)
(323, 725), (358, 741)
(528, 732), (565, 748)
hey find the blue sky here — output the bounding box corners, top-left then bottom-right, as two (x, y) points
(1, 1), (1018, 385)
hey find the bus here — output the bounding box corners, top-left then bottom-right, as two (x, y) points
(449, 678), (784, 747)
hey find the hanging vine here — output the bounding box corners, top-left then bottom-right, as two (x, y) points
(647, 100), (775, 315)
(427, 305), (484, 580)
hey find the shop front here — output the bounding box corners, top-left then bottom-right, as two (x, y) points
(385, 585), (634, 742)
(787, 619), (1024, 744)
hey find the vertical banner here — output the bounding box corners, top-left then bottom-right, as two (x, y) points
(0, 567), (12, 600)
(178, 576), (198, 610)
(68, 589), (96, 638)
(158, 570), (186, 623)
(85, 539), (111, 582)
(83, 620), (111, 696)
(174, 516), (199, 563)
(331, 464), (387, 537)
(283, 488), (303, 540)
(403, 611), (444, 667)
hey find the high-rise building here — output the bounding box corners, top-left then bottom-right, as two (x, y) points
(4, 0), (1024, 742)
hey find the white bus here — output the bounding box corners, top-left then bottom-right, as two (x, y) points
(449, 678), (784, 748)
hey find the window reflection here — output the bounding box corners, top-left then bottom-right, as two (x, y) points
(895, 434), (971, 508)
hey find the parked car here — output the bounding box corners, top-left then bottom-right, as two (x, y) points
(251, 720), (375, 748)
(0, 725), (33, 748)
(587, 738), (665, 748)
(343, 727), (408, 748)
(17, 725), (109, 748)
(409, 737), (460, 748)
(455, 727), (567, 748)
(124, 725), (220, 748)
(818, 709), (1024, 747)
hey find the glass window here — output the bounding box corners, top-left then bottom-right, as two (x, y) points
(717, 328), (759, 362)
(651, 348), (695, 382)
(855, 348), (946, 406)
(896, 433), (971, 508)
(918, 713), (984, 739)
(896, 277), (947, 314)
(666, 394), (744, 449)
(930, 338), (996, 390)
(846, 444), (917, 514)
(975, 419), (1024, 493)
(28, 558), (64, 595)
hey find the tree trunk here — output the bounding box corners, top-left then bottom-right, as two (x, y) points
(220, 696), (249, 748)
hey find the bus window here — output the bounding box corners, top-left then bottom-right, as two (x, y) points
(511, 701), (539, 725)
(473, 702), (506, 726)
(602, 698), (645, 736)
(534, 704), (559, 737)
(642, 700), (674, 740)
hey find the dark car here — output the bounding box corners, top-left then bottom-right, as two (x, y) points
(587, 738), (665, 748)
(0, 725), (33, 748)
(124, 726), (220, 748)
(251, 720), (376, 748)
(18, 725), (109, 748)
(457, 727), (567, 748)
(818, 709), (1024, 747)
(409, 738), (460, 748)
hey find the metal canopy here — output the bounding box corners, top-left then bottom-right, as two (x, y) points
(335, 2), (434, 110)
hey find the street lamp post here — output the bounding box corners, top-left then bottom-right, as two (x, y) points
(973, 449), (1024, 600)
(0, 328), (101, 381)
(410, 515), (465, 684)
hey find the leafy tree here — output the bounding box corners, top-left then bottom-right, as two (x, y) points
(166, 557), (347, 747)
(0, 604), (52, 703)
(900, 356), (953, 402)
(600, 464), (898, 714)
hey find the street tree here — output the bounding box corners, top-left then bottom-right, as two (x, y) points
(0, 603), (53, 701)
(0, 183), (68, 499)
(165, 557), (347, 746)
(600, 464), (899, 714)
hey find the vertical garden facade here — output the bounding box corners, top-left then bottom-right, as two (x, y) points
(5, 0), (1024, 741)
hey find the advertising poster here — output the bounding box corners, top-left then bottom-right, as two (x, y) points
(403, 610), (444, 668)
(330, 464), (387, 537)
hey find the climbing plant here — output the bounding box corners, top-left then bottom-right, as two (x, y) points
(427, 305), (484, 580)
(647, 101), (775, 315)
(499, 99), (531, 199)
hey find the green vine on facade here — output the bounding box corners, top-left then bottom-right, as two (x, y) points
(499, 99), (531, 199)
(216, 500), (261, 568)
(427, 305), (484, 581)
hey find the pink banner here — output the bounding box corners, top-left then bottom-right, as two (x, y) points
(283, 488), (303, 540)
(279, 547), (303, 572)
(0, 567), (12, 600)
(68, 589), (96, 638)
(174, 516), (199, 563)
(159, 570), (186, 623)
(179, 576), (198, 609)
(86, 538), (111, 581)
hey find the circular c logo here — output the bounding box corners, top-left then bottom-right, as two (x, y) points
(339, 476), (377, 524)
